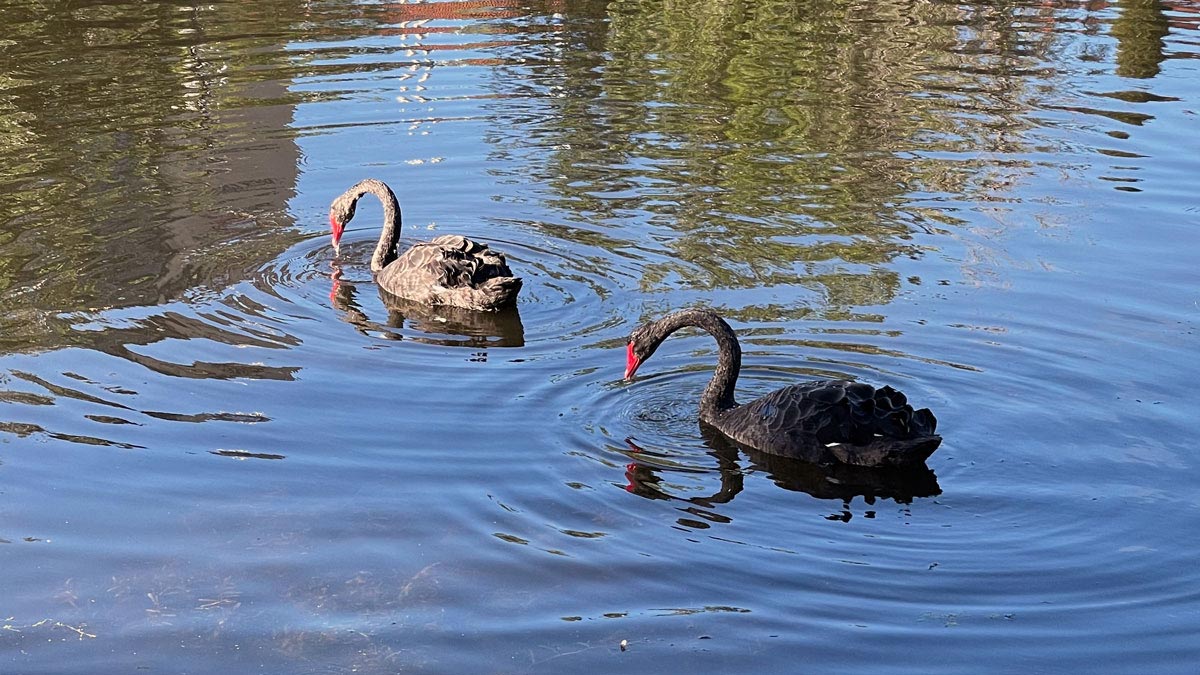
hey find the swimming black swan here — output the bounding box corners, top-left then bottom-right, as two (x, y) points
(329, 178), (521, 310)
(624, 308), (941, 467)
(329, 264), (526, 348)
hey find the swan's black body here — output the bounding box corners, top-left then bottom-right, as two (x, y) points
(624, 308), (941, 467)
(329, 179), (521, 311)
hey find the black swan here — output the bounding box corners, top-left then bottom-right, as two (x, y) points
(329, 264), (526, 348)
(624, 308), (941, 467)
(329, 179), (521, 311)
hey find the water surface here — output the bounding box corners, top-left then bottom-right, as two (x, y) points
(1, 1), (1198, 672)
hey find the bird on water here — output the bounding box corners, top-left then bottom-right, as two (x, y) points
(624, 308), (941, 467)
(329, 178), (521, 311)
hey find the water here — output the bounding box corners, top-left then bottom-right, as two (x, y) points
(1, 0), (1197, 672)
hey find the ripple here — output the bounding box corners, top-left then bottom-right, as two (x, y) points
(610, 372), (711, 447)
(262, 223), (629, 358)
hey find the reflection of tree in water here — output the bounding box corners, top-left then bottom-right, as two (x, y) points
(0, 298), (300, 447)
(621, 429), (940, 525)
(486, 0), (1079, 308)
(1112, 0), (1171, 79)
(0, 1), (314, 354)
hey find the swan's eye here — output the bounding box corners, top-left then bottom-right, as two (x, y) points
(628, 335), (644, 357)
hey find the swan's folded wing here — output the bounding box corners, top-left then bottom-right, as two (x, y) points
(719, 380), (939, 464)
(397, 238), (514, 289)
(729, 381), (857, 447)
(378, 235), (521, 310)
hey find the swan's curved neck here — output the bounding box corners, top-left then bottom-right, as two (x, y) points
(343, 179), (402, 273)
(649, 309), (741, 420)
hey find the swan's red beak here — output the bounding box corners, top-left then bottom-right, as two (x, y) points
(624, 342), (641, 380)
(330, 215), (344, 255)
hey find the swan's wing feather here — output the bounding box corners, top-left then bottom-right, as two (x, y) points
(377, 235), (521, 310)
(717, 381), (940, 464)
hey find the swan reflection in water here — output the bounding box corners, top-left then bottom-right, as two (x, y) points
(329, 264), (525, 349)
(621, 428), (940, 522)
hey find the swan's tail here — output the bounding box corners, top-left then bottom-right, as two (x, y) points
(829, 434), (942, 467)
(473, 276), (522, 310)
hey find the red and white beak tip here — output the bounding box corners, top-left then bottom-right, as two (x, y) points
(624, 343), (641, 380)
(329, 215), (344, 254)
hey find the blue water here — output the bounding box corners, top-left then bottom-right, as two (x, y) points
(0, 1), (1197, 672)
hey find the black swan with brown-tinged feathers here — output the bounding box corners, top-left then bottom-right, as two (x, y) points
(329, 263), (526, 348)
(624, 308), (942, 467)
(329, 179), (521, 311)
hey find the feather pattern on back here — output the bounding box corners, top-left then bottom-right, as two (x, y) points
(711, 380), (940, 467)
(375, 235), (521, 310)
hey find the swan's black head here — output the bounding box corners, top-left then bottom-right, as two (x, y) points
(625, 322), (664, 380)
(625, 308), (735, 381)
(328, 195), (358, 253)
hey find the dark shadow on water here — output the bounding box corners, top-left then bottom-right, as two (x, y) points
(330, 266), (525, 348)
(622, 426), (940, 513)
(210, 449), (286, 460)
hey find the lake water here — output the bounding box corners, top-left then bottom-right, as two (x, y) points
(1, 1), (1197, 672)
